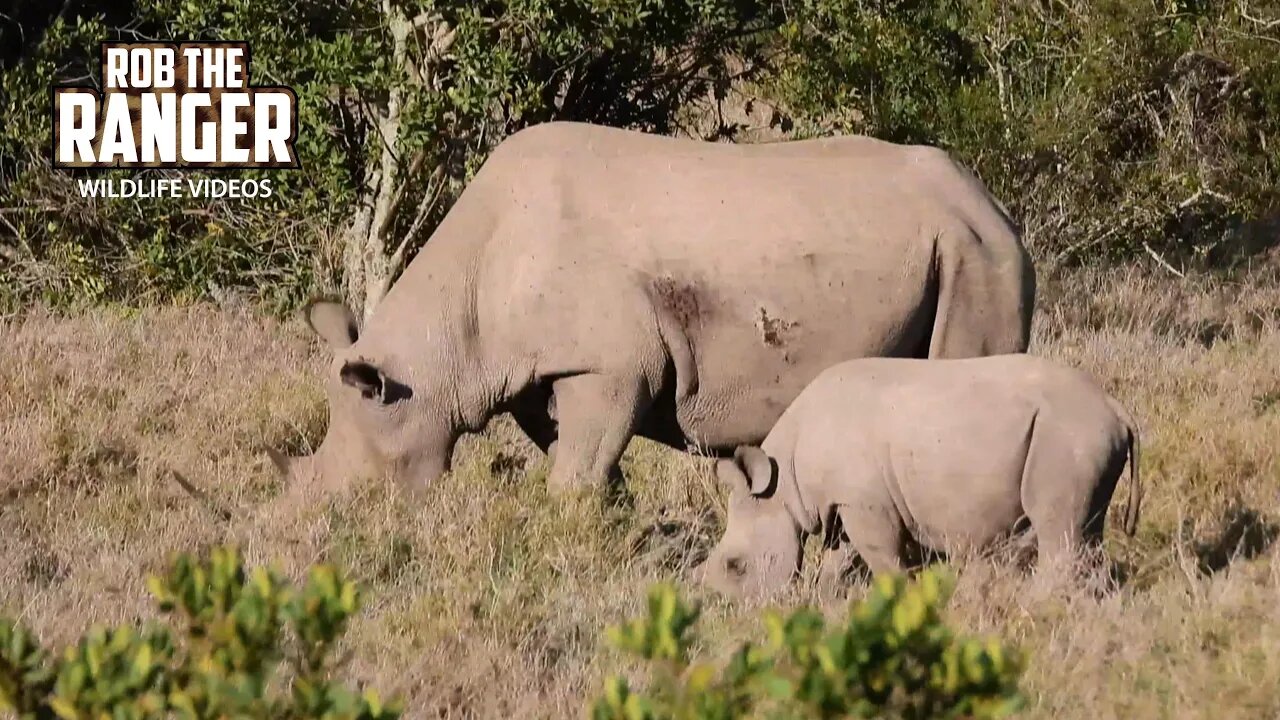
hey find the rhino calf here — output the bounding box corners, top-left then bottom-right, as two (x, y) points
(699, 354), (1141, 597)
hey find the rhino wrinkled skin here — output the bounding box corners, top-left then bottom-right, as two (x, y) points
(699, 354), (1142, 598)
(270, 121), (1036, 500)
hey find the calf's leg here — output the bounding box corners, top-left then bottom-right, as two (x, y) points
(1023, 426), (1126, 577)
(836, 504), (906, 576)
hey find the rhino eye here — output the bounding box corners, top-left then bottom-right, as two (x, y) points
(724, 557), (747, 577)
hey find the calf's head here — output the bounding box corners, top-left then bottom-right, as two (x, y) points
(267, 299), (460, 497)
(699, 446), (802, 598)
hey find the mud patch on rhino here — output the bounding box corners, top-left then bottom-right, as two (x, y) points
(756, 307), (798, 348)
(756, 308), (800, 363)
(650, 276), (705, 331)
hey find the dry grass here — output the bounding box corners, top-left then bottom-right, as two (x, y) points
(2, 265), (1279, 719)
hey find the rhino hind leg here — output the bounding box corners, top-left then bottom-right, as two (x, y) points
(926, 230), (1031, 358)
(545, 372), (652, 493)
(1021, 422), (1123, 576)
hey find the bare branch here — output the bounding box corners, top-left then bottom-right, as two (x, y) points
(376, 149), (427, 240)
(1239, 5), (1280, 29)
(412, 11), (441, 28)
(1143, 242), (1187, 279)
(1178, 188), (1232, 209)
(0, 213), (22, 241)
(166, 469), (233, 524)
(389, 163), (449, 273)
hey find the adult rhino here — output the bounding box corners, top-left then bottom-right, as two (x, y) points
(268, 121), (1035, 500)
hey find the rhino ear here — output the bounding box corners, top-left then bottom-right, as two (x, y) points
(714, 458), (746, 492)
(733, 446), (776, 497)
(304, 298), (359, 350)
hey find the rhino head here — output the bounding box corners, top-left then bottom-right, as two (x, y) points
(266, 299), (462, 502)
(697, 446), (803, 597)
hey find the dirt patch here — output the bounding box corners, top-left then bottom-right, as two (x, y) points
(650, 276), (705, 332)
(756, 307), (798, 348)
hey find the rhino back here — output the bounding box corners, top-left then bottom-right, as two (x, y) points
(366, 123), (1029, 450)
(479, 127), (1028, 441)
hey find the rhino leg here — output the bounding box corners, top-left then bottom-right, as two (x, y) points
(926, 229), (1032, 358)
(836, 504), (905, 577)
(546, 372), (651, 492)
(1022, 421), (1126, 576)
(817, 545), (859, 601)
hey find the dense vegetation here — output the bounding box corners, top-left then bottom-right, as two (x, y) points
(0, 545), (1023, 719)
(592, 571), (1025, 720)
(2, 1), (1278, 312)
(0, 546), (400, 720)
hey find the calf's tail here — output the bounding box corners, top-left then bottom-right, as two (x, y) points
(1108, 396), (1143, 537)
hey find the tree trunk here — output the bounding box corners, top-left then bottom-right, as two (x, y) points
(341, 1), (412, 322)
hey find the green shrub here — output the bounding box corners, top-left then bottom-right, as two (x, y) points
(591, 569), (1025, 720)
(769, 0), (1280, 265)
(0, 546), (400, 720)
(5, 2), (1276, 312)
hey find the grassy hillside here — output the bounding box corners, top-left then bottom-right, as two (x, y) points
(2, 264), (1279, 718)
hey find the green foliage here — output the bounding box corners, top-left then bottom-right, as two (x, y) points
(591, 570), (1026, 720)
(47, 626), (175, 720)
(0, 546), (400, 720)
(3, 1), (1277, 311)
(608, 582), (703, 666)
(772, 0), (981, 143)
(770, 0), (1280, 264)
(0, 0), (771, 310)
(0, 623), (57, 717)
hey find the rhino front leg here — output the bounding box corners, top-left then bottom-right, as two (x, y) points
(546, 372), (651, 493)
(837, 504), (905, 577)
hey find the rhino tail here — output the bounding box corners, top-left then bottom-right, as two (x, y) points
(1108, 396), (1142, 537)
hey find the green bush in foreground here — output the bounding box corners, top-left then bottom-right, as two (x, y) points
(0, 546), (399, 720)
(593, 570), (1025, 720)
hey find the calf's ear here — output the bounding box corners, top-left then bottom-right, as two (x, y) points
(714, 458), (748, 492)
(304, 298), (359, 350)
(733, 446), (777, 497)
